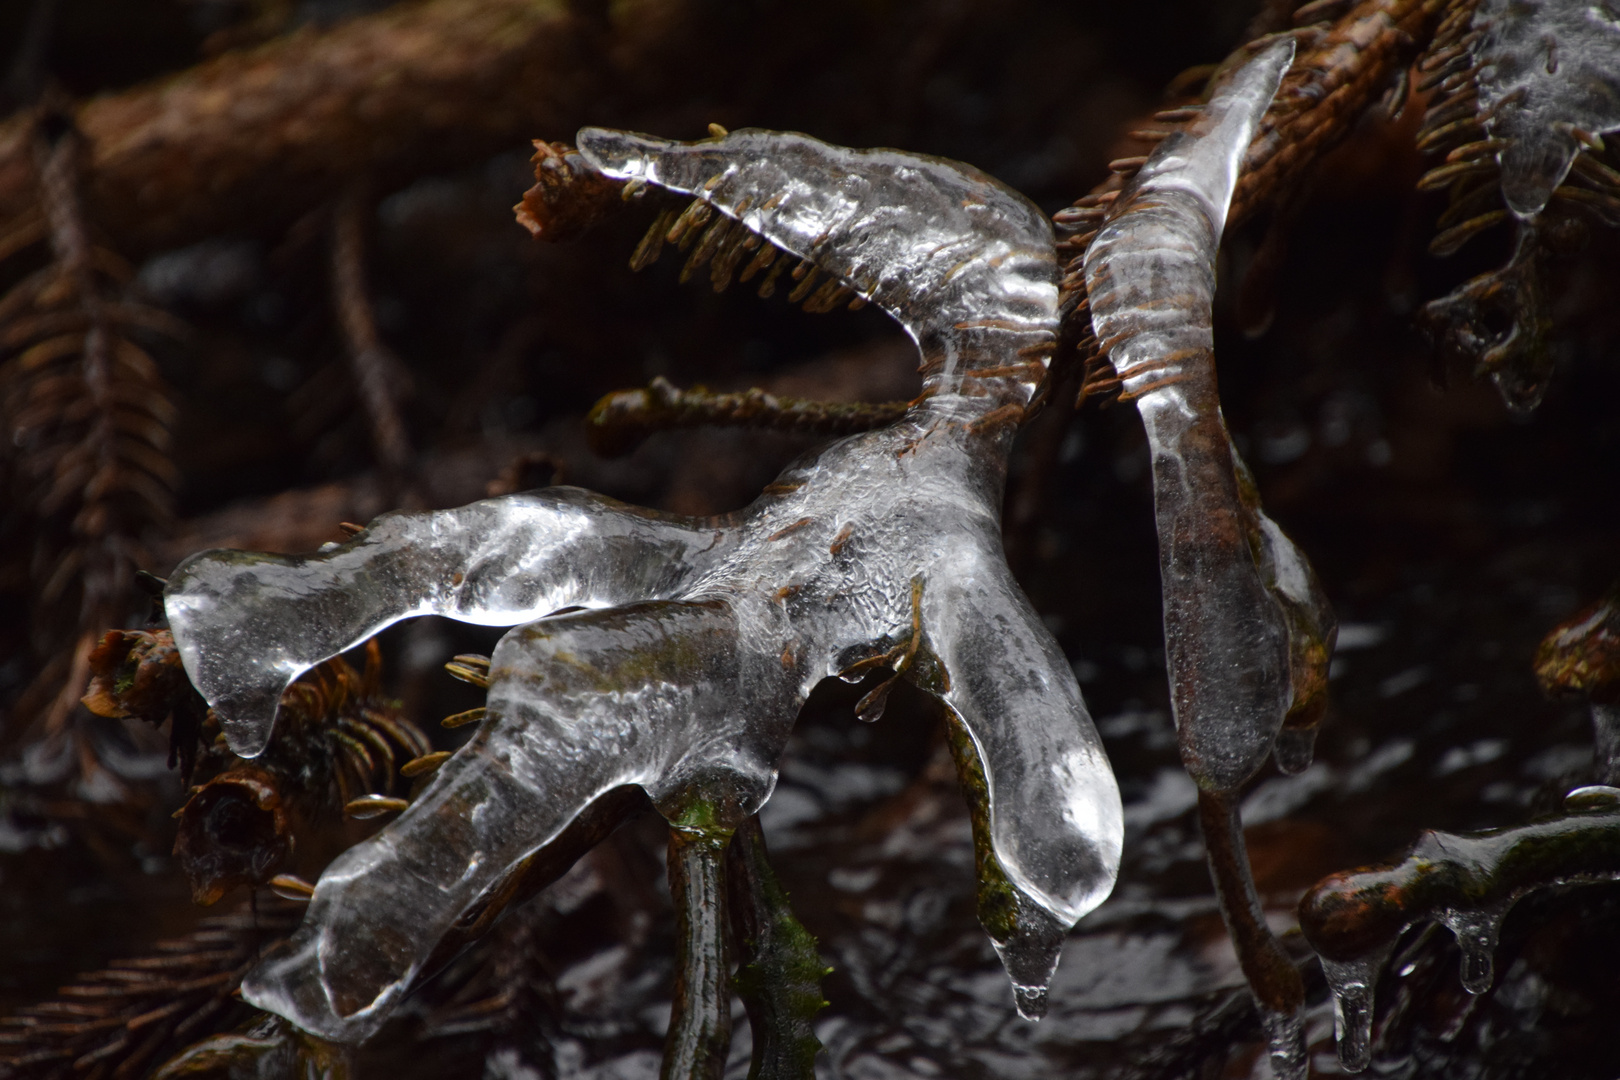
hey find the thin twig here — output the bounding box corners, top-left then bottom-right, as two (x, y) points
(331, 184), (413, 478)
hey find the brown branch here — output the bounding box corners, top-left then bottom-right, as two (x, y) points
(1197, 789), (1306, 1069)
(0, 0), (691, 257)
(0, 896), (305, 1080)
(586, 376), (909, 458)
(664, 822), (733, 1080)
(2, 116), (180, 747)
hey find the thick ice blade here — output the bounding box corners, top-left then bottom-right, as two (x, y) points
(1082, 40), (1299, 792)
(577, 127), (1058, 408)
(164, 490), (725, 756)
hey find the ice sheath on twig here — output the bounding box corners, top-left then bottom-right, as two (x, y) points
(161, 126), (1123, 1047)
(1083, 39), (1335, 1080)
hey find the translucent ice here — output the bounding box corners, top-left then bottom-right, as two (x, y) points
(1082, 39), (1333, 794)
(1302, 806), (1620, 1071)
(166, 127), (1124, 1042)
(1319, 947), (1394, 1072)
(1471, 0), (1620, 218)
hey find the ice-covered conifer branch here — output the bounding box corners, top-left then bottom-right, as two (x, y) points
(163, 127), (1123, 1056)
(1082, 42), (1335, 1080)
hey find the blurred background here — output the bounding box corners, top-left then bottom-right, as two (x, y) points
(2, 1), (1619, 1077)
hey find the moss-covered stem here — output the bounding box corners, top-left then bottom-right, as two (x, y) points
(725, 816), (828, 1080)
(664, 820), (734, 1080)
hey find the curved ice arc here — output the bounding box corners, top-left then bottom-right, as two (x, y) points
(1082, 41), (1302, 792)
(166, 489), (729, 756)
(576, 127), (1058, 406)
(1472, 0), (1620, 218)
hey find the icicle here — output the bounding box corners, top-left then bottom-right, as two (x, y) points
(992, 894), (1068, 1021)
(1303, 803), (1620, 1066)
(158, 125), (1127, 1043)
(1319, 946), (1395, 1072)
(1258, 1006), (1308, 1080)
(1592, 703), (1620, 784)
(1439, 902), (1509, 994)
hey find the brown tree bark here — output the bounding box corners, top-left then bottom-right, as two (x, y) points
(0, 0), (698, 256)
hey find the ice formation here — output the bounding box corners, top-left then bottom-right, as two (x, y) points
(1082, 37), (1332, 796)
(1082, 41), (1337, 1080)
(1301, 790), (1620, 1072)
(1417, 0), (1620, 410)
(1471, 0), (1620, 218)
(163, 127), (1123, 1042)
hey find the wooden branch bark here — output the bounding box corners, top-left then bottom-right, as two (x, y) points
(0, 0), (699, 257)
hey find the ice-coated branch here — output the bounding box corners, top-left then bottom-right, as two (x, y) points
(1082, 43), (1334, 1079)
(586, 376), (909, 458)
(1300, 793), (1620, 1072)
(1082, 38), (1333, 794)
(577, 126), (1058, 413)
(165, 127), (1124, 1046)
(1468, 0), (1620, 220)
(1414, 0), (1620, 409)
(665, 814), (733, 1080)
(166, 489), (730, 755)
(1299, 579), (1620, 1073)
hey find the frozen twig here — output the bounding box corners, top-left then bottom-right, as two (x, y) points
(165, 126), (1122, 1045)
(586, 376), (909, 457)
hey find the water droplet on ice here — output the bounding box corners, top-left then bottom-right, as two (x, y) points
(1011, 982), (1048, 1021)
(1273, 724), (1318, 775)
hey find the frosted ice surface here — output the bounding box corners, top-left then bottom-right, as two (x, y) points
(165, 128), (1124, 1041)
(1082, 41), (1330, 794)
(164, 491), (735, 756)
(1472, 0), (1620, 217)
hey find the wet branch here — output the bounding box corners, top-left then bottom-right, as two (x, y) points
(665, 819), (733, 1080)
(587, 377), (909, 458)
(1197, 790), (1305, 1065)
